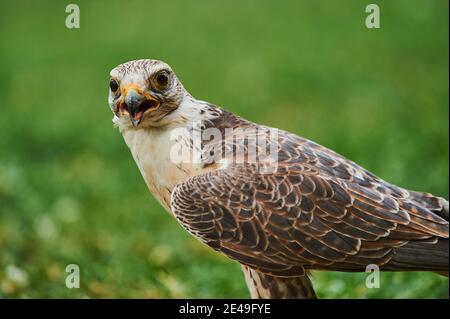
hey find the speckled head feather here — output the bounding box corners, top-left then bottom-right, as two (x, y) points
(108, 59), (189, 128)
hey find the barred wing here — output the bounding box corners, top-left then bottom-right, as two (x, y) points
(171, 133), (449, 276)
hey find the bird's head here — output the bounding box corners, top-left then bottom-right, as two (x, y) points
(108, 59), (187, 128)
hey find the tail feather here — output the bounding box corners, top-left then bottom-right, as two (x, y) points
(386, 238), (449, 272)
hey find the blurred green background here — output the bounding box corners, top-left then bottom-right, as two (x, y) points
(0, 0), (448, 298)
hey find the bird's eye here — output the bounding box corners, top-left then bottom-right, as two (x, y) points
(153, 71), (170, 89)
(109, 79), (119, 92)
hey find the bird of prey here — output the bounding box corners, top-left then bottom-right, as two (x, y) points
(107, 59), (449, 298)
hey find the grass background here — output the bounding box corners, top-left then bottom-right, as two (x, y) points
(0, 0), (448, 298)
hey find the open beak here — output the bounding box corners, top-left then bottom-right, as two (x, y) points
(120, 85), (160, 127)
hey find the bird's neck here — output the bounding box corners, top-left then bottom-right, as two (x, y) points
(118, 97), (228, 213)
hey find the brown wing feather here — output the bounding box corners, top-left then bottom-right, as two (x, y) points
(171, 130), (449, 276)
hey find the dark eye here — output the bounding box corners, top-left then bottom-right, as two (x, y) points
(109, 79), (119, 92)
(154, 71), (169, 89)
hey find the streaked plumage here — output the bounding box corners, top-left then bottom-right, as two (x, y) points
(108, 59), (449, 298)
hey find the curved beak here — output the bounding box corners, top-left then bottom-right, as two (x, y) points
(120, 85), (160, 127)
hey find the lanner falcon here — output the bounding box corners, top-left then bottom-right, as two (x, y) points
(108, 59), (449, 298)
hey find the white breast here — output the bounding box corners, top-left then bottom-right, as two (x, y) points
(115, 98), (221, 213)
(121, 126), (191, 212)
